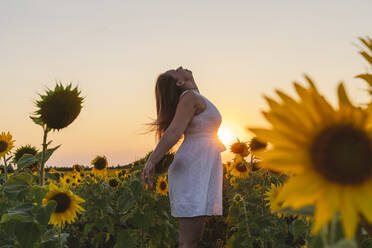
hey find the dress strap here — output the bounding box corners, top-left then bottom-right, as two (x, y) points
(179, 89), (194, 98)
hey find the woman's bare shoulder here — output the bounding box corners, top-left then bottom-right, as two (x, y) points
(179, 91), (206, 115)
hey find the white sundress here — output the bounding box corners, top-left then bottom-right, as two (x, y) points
(167, 89), (227, 218)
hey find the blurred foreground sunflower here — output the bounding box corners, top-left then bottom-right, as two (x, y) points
(42, 183), (85, 227)
(249, 137), (267, 152)
(156, 175), (168, 195)
(91, 155), (108, 177)
(249, 76), (372, 238)
(0, 131), (15, 158)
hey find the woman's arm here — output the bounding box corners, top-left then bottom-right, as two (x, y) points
(147, 91), (198, 165)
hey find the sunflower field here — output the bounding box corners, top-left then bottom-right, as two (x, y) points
(0, 36), (372, 248)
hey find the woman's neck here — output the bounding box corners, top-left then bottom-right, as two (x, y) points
(186, 87), (199, 92)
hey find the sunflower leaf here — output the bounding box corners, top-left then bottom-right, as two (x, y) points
(45, 172), (59, 182)
(16, 154), (38, 170)
(14, 221), (41, 248)
(35, 145), (61, 164)
(274, 205), (315, 217)
(332, 239), (357, 248)
(33, 200), (57, 228)
(30, 116), (44, 127)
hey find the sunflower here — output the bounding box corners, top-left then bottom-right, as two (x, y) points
(42, 183), (85, 227)
(233, 193), (244, 203)
(62, 176), (72, 187)
(0, 131), (15, 158)
(91, 155), (108, 177)
(13, 145), (39, 166)
(31, 82), (84, 131)
(73, 164), (82, 173)
(156, 175), (168, 195)
(229, 176), (238, 187)
(249, 137), (267, 152)
(108, 178), (119, 188)
(230, 160), (250, 178)
(118, 169), (126, 178)
(264, 183), (287, 218)
(249, 76), (372, 238)
(229, 139), (249, 157)
(255, 184), (262, 191)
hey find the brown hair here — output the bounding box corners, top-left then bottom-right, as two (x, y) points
(143, 72), (185, 148)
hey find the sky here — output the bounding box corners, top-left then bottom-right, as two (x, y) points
(1, 0), (372, 167)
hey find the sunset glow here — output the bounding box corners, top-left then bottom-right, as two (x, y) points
(217, 125), (235, 147)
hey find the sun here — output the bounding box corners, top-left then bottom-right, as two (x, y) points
(217, 125), (235, 147)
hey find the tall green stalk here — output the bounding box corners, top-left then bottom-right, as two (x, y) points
(39, 126), (49, 186)
(242, 199), (252, 238)
(3, 155), (8, 181)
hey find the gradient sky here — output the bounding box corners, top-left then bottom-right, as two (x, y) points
(1, 0), (372, 167)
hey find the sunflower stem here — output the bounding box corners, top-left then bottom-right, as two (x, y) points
(39, 126), (49, 186)
(242, 199), (252, 238)
(3, 155), (8, 181)
(321, 223), (330, 248)
(330, 215), (337, 245)
(58, 225), (61, 247)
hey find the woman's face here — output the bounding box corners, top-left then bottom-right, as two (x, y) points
(165, 66), (193, 83)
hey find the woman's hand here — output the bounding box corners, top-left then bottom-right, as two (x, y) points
(141, 160), (156, 190)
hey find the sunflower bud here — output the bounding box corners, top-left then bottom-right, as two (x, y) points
(31, 82), (84, 131)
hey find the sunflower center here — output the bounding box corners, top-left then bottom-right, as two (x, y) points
(310, 124), (372, 185)
(50, 193), (71, 213)
(109, 179), (118, 187)
(160, 181), (167, 190)
(94, 158), (107, 170)
(236, 163), (247, 172)
(0, 141), (8, 153)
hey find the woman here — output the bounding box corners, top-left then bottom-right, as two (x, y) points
(142, 66), (226, 248)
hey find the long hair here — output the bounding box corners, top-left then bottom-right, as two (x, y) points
(143, 72), (185, 147)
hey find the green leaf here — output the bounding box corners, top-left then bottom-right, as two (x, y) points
(3, 173), (33, 197)
(1, 203), (35, 224)
(30, 116), (44, 126)
(1, 211), (33, 223)
(292, 219), (308, 241)
(83, 223), (92, 236)
(276, 205), (315, 217)
(14, 221), (41, 248)
(6, 172), (34, 185)
(332, 239), (357, 248)
(30, 185), (49, 204)
(33, 200), (56, 227)
(45, 172), (59, 181)
(114, 229), (138, 248)
(35, 145), (61, 164)
(361, 239), (372, 248)
(16, 154), (39, 170)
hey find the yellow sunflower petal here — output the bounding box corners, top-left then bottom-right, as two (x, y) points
(339, 187), (358, 239)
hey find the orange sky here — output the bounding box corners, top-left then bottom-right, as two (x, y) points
(1, 1), (372, 167)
